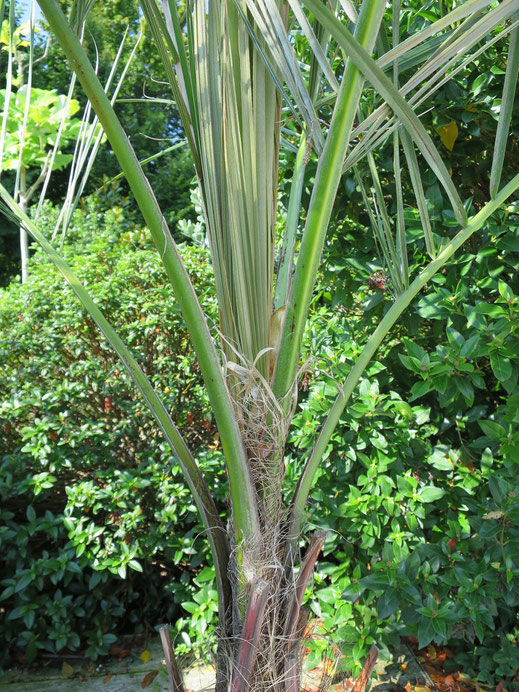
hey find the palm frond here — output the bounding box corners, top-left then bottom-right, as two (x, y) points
(304, 0), (468, 226)
(190, 2), (284, 378)
(289, 1), (339, 95)
(393, 128), (408, 285)
(346, 3), (519, 171)
(392, 0), (408, 286)
(354, 162), (406, 295)
(273, 0), (388, 400)
(273, 130), (307, 312)
(140, 0), (201, 174)
(400, 127), (435, 259)
(50, 22), (144, 246)
(490, 25), (519, 198)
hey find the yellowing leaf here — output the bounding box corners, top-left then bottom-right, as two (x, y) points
(140, 649), (151, 663)
(484, 511), (504, 520)
(103, 673), (112, 684)
(61, 662), (74, 678)
(438, 122), (458, 151)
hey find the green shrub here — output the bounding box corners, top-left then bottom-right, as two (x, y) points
(294, 204), (519, 683)
(0, 199), (223, 667)
(2, 192), (518, 684)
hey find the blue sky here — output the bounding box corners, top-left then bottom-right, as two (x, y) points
(18, 1), (45, 25)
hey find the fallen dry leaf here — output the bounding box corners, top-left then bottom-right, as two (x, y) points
(61, 662), (74, 678)
(110, 644), (129, 659)
(308, 667), (322, 676)
(104, 673), (112, 684)
(141, 670), (159, 688)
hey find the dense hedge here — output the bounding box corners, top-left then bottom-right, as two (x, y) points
(0, 201), (222, 667)
(1, 197), (519, 683)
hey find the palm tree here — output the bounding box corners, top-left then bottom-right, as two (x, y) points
(2, 0), (518, 690)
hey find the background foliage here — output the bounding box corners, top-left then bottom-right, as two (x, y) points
(0, 198), (223, 667)
(1, 188), (518, 684)
(0, 0), (196, 286)
(1, 0), (519, 685)
(295, 199), (519, 683)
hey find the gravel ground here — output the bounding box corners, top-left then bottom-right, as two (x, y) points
(0, 638), (430, 692)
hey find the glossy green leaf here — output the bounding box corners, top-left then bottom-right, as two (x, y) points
(419, 486), (445, 503)
(490, 352), (513, 382)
